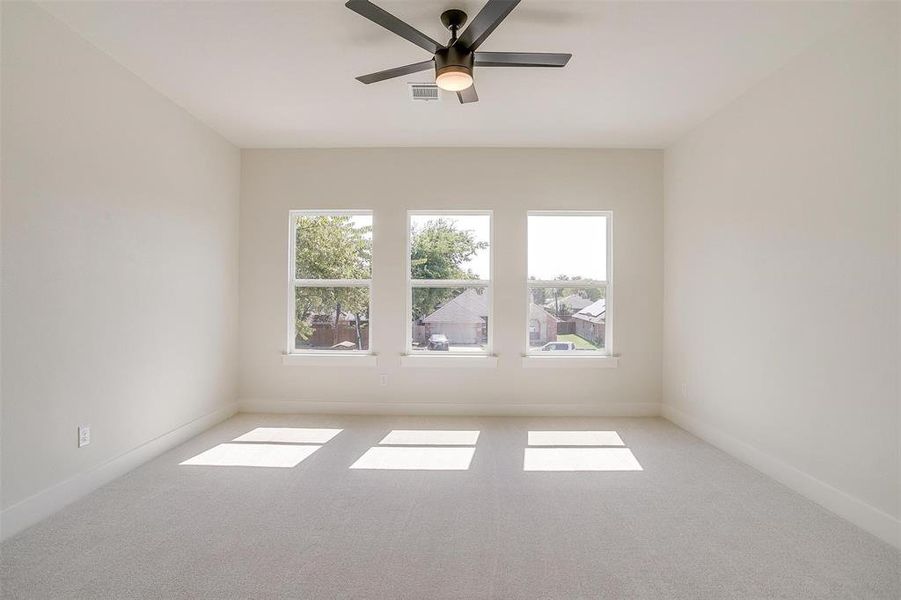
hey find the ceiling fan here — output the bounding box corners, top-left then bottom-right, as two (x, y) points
(345, 0), (572, 104)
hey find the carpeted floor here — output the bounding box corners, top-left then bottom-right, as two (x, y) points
(1, 414), (898, 599)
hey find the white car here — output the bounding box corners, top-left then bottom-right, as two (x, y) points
(539, 341), (576, 351)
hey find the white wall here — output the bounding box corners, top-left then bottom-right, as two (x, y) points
(662, 6), (900, 546)
(1, 2), (240, 536)
(240, 149), (662, 415)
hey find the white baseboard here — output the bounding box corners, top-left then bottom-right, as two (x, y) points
(239, 398), (661, 417)
(1, 402), (238, 542)
(662, 404), (900, 549)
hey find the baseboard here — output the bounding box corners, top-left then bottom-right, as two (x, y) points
(239, 398), (661, 417)
(0, 402), (238, 542)
(662, 404), (900, 549)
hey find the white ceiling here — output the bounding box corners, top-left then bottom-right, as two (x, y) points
(42, 1), (867, 148)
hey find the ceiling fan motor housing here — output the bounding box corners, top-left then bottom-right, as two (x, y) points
(435, 44), (474, 79)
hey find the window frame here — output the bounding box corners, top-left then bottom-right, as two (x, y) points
(405, 210), (494, 357)
(286, 209), (374, 356)
(525, 210), (613, 357)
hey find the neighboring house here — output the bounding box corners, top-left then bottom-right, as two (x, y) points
(573, 299), (606, 347)
(415, 288), (559, 347)
(545, 293), (592, 314)
(529, 302), (561, 345)
(417, 288), (489, 345)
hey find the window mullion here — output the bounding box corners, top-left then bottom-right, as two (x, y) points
(294, 279), (371, 288)
(527, 280), (606, 288)
(411, 279), (490, 288)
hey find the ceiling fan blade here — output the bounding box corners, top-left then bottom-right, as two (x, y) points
(356, 60), (434, 84)
(457, 0), (521, 52)
(474, 52), (571, 67)
(345, 0), (443, 54)
(457, 85), (479, 104)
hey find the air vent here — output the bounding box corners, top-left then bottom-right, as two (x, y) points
(408, 83), (440, 102)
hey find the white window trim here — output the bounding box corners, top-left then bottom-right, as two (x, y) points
(286, 209), (375, 359)
(405, 210), (494, 358)
(525, 210), (614, 359)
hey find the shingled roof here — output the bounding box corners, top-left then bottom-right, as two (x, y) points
(421, 289), (561, 325)
(421, 289), (488, 324)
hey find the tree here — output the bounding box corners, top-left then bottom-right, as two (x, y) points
(295, 216), (371, 349)
(529, 276), (599, 313)
(529, 276), (547, 305)
(410, 218), (488, 319)
(535, 275), (605, 318)
(562, 276), (604, 302)
(583, 287), (604, 302)
(549, 274), (570, 318)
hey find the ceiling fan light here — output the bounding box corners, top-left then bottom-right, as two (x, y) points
(435, 66), (473, 92)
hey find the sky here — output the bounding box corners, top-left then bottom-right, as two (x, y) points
(350, 214), (372, 232)
(406, 214), (607, 281)
(527, 215), (607, 281)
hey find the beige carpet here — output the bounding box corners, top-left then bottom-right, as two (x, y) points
(1, 414), (898, 599)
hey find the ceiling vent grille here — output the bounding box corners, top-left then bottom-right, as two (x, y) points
(409, 83), (440, 102)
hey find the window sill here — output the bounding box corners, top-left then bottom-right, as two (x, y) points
(401, 355), (498, 368)
(282, 353), (378, 367)
(521, 355), (619, 369)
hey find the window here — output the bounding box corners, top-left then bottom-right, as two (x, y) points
(527, 212), (611, 355)
(407, 211), (492, 355)
(288, 210), (372, 353)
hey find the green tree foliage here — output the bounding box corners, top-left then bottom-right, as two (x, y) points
(294, 216), (371, 348)
(296, 215), (371, 279)
(410, 218), (488, 319)
(582, 287), (604, 302)
(529, 276), (547, 305)
(536, 275), (605, 318)
(560, 276), (601, 301)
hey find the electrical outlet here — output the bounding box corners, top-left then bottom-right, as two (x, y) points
(78, 425), (91, 448)
(379, 374), (388, 386)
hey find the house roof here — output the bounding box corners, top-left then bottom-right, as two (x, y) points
(573, 299), (606, 324)
(421, 289), (487, 324)
(422, 289), (558, 325)
(545, 294), (593, 311)
(530, 302), (561, 322)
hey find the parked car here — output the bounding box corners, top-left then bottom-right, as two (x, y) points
(539, 341), (576, 351)
(427, 334), (450, 351)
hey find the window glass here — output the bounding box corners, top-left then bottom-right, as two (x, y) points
(527, 213), (610, 354)
(294, 287), (370, 351)
(291, 211), (372, 353)
(411, 287), (488, 353)
(295, 214), (372, 279)
(409, 213), (491, 355)
(410, 214), (490, 280)
(527, 214), (607, 281)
